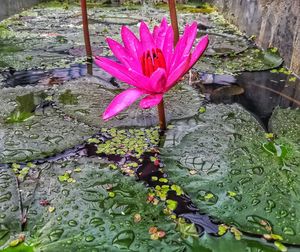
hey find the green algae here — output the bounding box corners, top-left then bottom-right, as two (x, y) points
(177, 3), (216, 14)
(94, 127), (159, 158)
(0, 41), (22, 54)
(37, 0), (74, 9)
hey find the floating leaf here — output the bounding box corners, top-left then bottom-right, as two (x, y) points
(274, 241), (287, 252)
(54, 80), (202, 128)
(5, 158), (184, 251)
(162, 104), (300, 244)
(218, 224), (229, 236)
(176, 218), (198, 239)
(166, 200), (178, 211)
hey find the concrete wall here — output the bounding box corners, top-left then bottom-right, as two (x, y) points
(206, 0), (300, 75)
(0, 0), (41, 21)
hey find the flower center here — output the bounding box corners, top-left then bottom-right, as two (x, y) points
(141, 48), (166, 77)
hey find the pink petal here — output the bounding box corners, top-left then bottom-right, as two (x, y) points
(182, 22), (198, 56)
(150, 68), (167, 92)
(103, 88), (145, 120)
(154, 17), (169, 49)
(162, 26), (174, 71)
(106, 38), (142, 73)
(160, 17), (168, 31)
(153, 25), (159, 41)
(139, 94), (163, 109)
(139, 21), (155, 52)
(170, 22), (197, 73)
(121, 26), (141, 60)
(95, 57), (149, 91)
(166, 54), (191, 90)
(95, 57), (137, 86)
(127, 68), (154, 92)
(189, 35), (209, 68)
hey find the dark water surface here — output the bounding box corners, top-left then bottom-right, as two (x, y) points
(200, 71), (300, 130)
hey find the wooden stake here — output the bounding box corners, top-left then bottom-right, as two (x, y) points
(80, 0), (93, 75)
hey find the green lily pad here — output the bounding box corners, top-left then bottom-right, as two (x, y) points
(183, 233), (279, 252)
(0, 167), (21, 247)
(8, 158), (185, 251)
(87, 16), (141, 26)
(162, 104), (300, 244)
(54, 78), (203, 128)
(1, 156), (283, 252)
(269, 107), (300, 144)
(0, 86), (94, 163)
(202, 33), (249, 56)
(196, 48), (284, 74)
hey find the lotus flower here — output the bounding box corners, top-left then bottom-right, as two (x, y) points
(95, 18), (209, 120)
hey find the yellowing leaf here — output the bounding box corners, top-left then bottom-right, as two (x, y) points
(274, 241), (287, 252)
(48, 206), (56, 213)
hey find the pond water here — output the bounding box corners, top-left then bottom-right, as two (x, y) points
(0, 1), (300, 251)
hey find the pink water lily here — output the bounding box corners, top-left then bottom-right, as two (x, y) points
(95, 18), (209, 120)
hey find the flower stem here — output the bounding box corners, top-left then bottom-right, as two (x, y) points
(158, 99), (167, 131)
(80, 0), (93, 75)
(157, 0), (179, 131)
(168, 0), (179, 45)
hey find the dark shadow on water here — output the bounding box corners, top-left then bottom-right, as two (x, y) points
(236, 71), (300, 127)
(0, 63), (114, 88)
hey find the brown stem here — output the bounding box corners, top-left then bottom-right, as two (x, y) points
(157, 99), (167, 131)
(80, 0), (93, 75)
(157, 0), (179, 131)
(168, 0), (179, 46)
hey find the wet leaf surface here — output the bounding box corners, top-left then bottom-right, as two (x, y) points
(54, 78), (202, 127)
(202, 33), (249, 56)
(0, 86), (94, 163)
(162, 104), (300, 244)
(0, 167), (21, 247)
(196, 48), (283, 74)
(21, 158), (185, 251)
